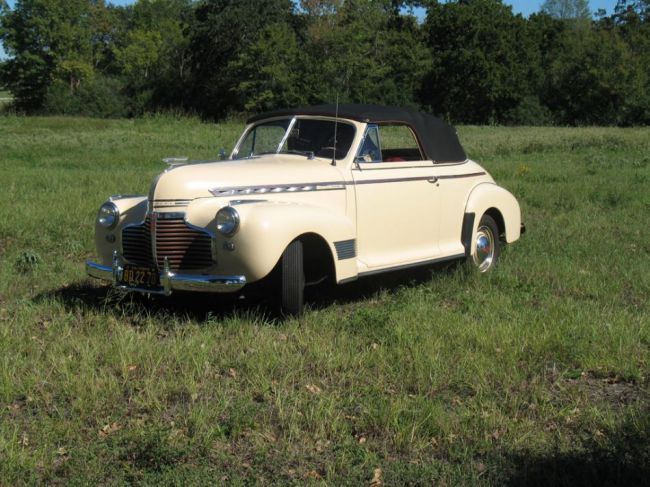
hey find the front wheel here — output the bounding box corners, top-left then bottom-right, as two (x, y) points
(281, 240), (305, 316)
(470, 214), (501, 272)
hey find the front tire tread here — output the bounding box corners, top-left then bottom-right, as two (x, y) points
(281, 240), (305, 316)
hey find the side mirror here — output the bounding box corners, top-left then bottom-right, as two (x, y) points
(218, 148), (227, 160)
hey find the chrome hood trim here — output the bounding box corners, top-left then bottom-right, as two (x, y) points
(210, 182), (345, 197)
(150, 154), (345, 201)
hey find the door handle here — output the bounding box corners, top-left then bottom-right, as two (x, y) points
(427, 176), (439, 184)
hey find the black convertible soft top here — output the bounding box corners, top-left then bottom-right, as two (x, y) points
(247, 104), (467, 163)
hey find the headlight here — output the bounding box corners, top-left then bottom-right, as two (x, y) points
(216, 206), (239, 236)
(97, 202), (119, 229)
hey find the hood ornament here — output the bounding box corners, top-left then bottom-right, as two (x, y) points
(162, 156), (189, 167)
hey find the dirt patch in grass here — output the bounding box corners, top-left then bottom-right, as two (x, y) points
(566, 372), (647, 410)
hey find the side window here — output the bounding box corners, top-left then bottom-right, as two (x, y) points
(378, 124), (424, 162)
(357, 125), (382, 162)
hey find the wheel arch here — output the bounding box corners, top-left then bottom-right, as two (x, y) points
(484, 207), (506, 240)
(464, 183), (522, 244)
(294, 232), (336, 285)
(215, 201), (358, 284)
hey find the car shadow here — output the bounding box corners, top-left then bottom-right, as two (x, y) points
(497, 417), (650, 486)
(37, 260), (464, 324)
(305, 259), (462, 310)
(36, 282), (275, 323)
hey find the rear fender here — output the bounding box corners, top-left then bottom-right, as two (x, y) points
(464, 183), (522, 243)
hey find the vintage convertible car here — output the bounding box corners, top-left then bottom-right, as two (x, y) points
(86, 104), (524, 314)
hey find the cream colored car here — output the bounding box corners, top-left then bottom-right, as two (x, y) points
(86, 104), (525, 314)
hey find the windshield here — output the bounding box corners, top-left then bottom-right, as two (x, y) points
(233, 117), (356, 160)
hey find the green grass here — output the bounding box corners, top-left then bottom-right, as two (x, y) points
(1, 115), (649, 485)
(0, 91), (12, 108)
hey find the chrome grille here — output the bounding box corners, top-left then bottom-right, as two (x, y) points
(122, 222), (153, 266)
(153, 217), (213, 270)
(122, 215), (213, 271)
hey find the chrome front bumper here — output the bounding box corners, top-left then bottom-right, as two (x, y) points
(85, 252), (246, 295)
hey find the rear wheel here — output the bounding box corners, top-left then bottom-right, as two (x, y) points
(281, 240), (305, 315)
(471, 214), (501, 272)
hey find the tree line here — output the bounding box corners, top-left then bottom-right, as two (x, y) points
(1, 0), (649, 125)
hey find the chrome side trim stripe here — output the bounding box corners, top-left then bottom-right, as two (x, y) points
(354, 172), (486, 185)
(209, 182), (345, 197)
(208, 172), (485, 197)
(439, 172), (486, 179)
(358, 253), (466, 277)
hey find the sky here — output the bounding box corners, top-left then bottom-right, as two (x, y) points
(92, 0), (622, 17)
(0, 0), (621, 60)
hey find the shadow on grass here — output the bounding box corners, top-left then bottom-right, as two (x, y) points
(498, 416), (650, 487)
(307, 260), (460, 310)
(36, 282), (269, 323)
(37, 260), (463, 323)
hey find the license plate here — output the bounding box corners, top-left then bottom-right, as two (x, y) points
(119, 264), (160, 289)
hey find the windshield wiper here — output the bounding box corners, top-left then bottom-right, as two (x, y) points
(283, 150), (315, 160)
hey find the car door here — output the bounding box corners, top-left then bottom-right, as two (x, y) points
(352, 124), (442, 270)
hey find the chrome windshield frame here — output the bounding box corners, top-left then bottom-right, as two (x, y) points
(232, 116), (356, 161)
(276, 116), (297, 154)
(232, 117), (294, 159)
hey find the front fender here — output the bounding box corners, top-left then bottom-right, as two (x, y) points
(95, 195), (148, 265)
(464, 183), (522, 243)
(186, 200), (357, 284)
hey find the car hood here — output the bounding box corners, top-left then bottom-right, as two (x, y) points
(151, 154), (347, 201)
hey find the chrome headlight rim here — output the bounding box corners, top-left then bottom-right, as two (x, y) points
(216, 206), (240, 237)
(97, 202), (119, 229)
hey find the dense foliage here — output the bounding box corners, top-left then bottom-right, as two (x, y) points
(1, 0), (649, 125)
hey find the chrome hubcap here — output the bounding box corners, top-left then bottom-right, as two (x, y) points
(473, 225), (495, 272)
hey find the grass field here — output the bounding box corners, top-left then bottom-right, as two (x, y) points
(1, 115), (649, 485)
(0, 91), (12, 108)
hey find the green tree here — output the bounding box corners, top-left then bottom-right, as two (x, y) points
(187, 0), (294, 118)
(299, 2), (391, 103)
(88, 2), (126, 72)
(114, 29), (162, 79)
(127, 0), (193, 109)
(299, 1), (430, 107)
(541, 24), (647, 124)
(0, 0), (97, 111)
(230, 23), (307, 113)
(421, 0), (535, 123)
(108, 0), (193, 114)
(599, 0), (650, 123)
(541, 0), (591, 19)
(514, 12), (567, 124)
